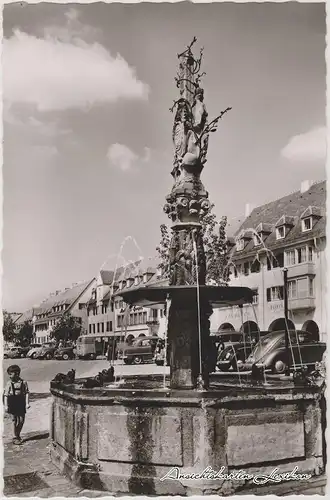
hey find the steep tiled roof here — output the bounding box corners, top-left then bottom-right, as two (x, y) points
(36, 280), (93, 314)
(14, 309), (33, 325)
(234, 181), (326, 258)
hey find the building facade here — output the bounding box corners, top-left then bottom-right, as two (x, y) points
(86, 262), (166, 342)
(211, 181), (327, 340)
(33, 279), (96, 343)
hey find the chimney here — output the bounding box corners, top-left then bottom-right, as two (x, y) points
(245, 203), (256, 218)
(301, 180), (314, 194)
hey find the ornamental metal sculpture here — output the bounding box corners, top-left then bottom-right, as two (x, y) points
(164, 38), (231, 288)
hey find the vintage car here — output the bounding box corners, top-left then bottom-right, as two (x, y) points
(26, 343), (43, 359)
(54, 346), (76, 360)
(4, 346), (30, 359)
(241, 329), (326, 374)
(117, 336), (159, 365)
(35, 343), (57, 360)
(216, 331), (269, 371)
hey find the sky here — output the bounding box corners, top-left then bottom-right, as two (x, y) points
(2, 1), (326, 312)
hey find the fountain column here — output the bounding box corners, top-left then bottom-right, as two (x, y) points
(164, 39), (214, 389)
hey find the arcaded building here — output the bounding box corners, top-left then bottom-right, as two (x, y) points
(211, 181), (327, 340)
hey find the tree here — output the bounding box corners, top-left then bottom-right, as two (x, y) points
(50, 313), (82, 343)
(2, 311), (17, 343)
(156, 204), (231, 285)
(17, 320), (34, 347)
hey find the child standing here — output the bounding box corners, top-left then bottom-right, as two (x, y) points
(4, 365), (30, 444)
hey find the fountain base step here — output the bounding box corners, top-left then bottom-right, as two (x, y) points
(50, 380), (325, 495)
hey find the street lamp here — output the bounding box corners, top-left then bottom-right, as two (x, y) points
(283, 267), (290, 376)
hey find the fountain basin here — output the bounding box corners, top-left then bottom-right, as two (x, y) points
(49, 375), (325, 495)
(115, 284), (255, 308)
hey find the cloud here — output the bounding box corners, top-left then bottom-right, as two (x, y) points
(32, 145), (58, 158)
(281, 127), (326, 163)
(3, 30), (149, 112)
(4, 106), (71, 137)
(142, 147), (151, 162)
(107, 144), (138, 172)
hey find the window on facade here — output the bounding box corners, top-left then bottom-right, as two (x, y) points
(288, 280), (297, 299)
(296, 245), (314, 263)
(96, 323), (100, 333)
(266, 286), (284, 302)
(252, 289), (258, 304)
(288, 278), (314, 299)
(302, 217), (312, 232)
(276, 226), (285, 240)
(232, 265), (238, 278)
(250, 259), (260, 273)
(285, 249), (296, 266)
(243, 261), (250, 276)
(93, 324), (96, 333)
(236, 239), (244, 251)
(89, 324), (92, 333)
(101, 322), (104, 333)
(297, 277), (310, 298)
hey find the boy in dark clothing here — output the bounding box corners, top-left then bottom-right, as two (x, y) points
(4, 365), (30, 444)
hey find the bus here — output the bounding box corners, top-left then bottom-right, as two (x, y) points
(76, 334), (122, 360)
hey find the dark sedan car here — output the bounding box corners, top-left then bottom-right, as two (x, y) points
(217, 343), (255, 371)
(216, 331), (270, 371)
(242, 330), (326, 374)
(54, 346), (76, 360)
(35, 344), (57, 360)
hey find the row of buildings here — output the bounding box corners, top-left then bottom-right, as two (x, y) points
(14, 180), (327, 344)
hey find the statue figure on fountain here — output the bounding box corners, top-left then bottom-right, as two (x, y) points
(172, 86), (209, 174)
(183, 87), (209, 167)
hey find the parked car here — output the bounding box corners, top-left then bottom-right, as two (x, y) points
(26, 343), (42, 359)
(241, 330), (326, 374)
(4, 346), (29, 359)
(118, 336), (159, 365)
(217, 343), (255, 371)
(35, 343), (57, 360)
(54, 346), (76, 360)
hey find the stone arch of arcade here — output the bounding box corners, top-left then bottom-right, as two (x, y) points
(125, 334), (135, 344)
(268, 317), (295, 332)
(240, 321), (260, 334)
(302, 320), (319, 341)
(218, 323), (235, 332)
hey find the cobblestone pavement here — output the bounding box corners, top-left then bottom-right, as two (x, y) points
(3, 434), (107, 497)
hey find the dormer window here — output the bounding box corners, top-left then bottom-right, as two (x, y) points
(134, 276), (140, 286)
(302, 217), (312, 232)
(255, 223), (272, 245)
(300, 206), (321, 233)
(276, 226), (286, 240)
(126, 278), (133, 288)
(275, 215), (294, 240)
(236, 239), (244, 251)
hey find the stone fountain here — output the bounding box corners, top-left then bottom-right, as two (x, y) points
(50, 39), (326, 495)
